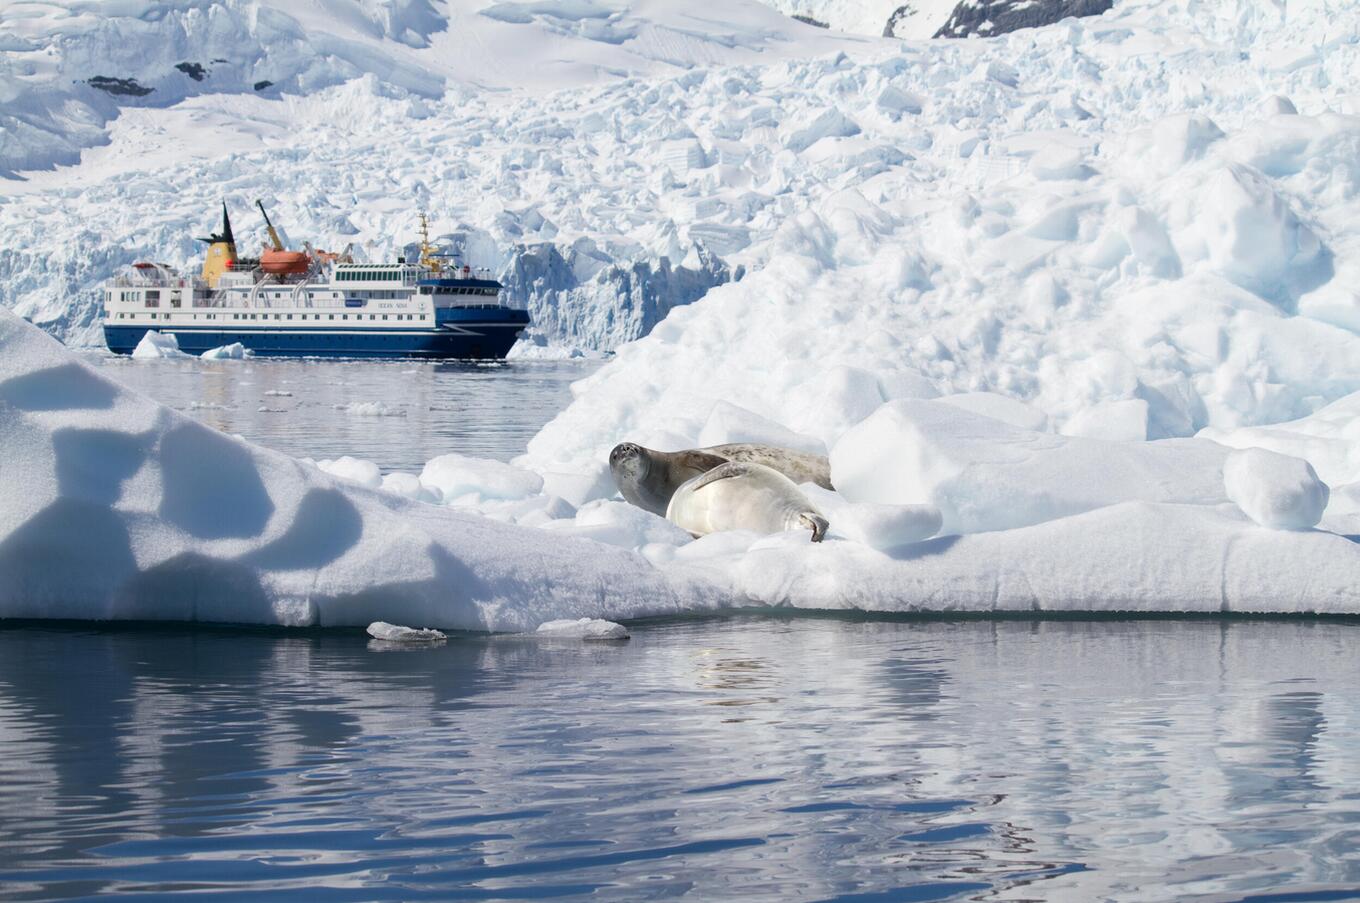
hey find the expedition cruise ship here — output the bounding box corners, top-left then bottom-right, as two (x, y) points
(102, 204), (529, 359)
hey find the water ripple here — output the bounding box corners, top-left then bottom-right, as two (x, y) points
(0, 618), (1357, 900)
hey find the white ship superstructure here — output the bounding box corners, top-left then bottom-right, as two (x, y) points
(102, 205), (528, 358)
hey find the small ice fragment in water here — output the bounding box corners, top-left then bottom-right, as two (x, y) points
(535, 618), (630, 640)
(201, 342), (251, 360)
(367, 621), (446, 642)
(337, 401), (405, 416)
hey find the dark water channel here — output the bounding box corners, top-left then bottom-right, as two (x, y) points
(0, 617), (1356, 901)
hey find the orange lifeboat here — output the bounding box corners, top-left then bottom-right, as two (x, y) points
(259, 248), (310, 275)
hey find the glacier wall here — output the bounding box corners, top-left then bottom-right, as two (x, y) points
(501, 241), (736, 350)
(0, 1), (866, 352)
(0, 0), (449, 176)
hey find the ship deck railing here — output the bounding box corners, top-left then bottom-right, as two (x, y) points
(110, 275), (189, 288)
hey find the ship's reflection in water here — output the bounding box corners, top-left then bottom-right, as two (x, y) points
(0, 617), (1357, 901)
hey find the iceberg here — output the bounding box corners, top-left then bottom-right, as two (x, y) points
(131, 331), (188, 360)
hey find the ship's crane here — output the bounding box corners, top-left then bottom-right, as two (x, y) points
(256, 199), (285, 252)
(254, 200), (309, 275)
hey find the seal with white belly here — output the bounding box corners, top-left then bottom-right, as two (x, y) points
(609, 441), (833, 517)
(666, 461), (829, 542)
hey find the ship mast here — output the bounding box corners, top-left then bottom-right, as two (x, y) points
(418, 211), (441, 274)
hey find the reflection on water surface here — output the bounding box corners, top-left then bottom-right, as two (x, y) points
(87, 353), (600, 469)
(0, 617), (1357, 901)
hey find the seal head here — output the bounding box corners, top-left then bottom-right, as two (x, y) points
(610, 442), (729, 516)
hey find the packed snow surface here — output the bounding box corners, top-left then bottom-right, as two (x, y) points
(829, 400), (1230, 535)
(517, 0), (1360, 492)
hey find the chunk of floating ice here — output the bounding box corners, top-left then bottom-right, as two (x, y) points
(131, 331), (188, 359)
(200, 342), (251, 360)
(316, 455), (382, 489)
(367, 621), (447, 642)
(1223, 447), (1329, 530)
(338, 401), (404, 417)
(380, 471), (440, 503)
(535, 618), (630, 640)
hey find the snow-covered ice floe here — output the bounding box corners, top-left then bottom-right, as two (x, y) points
(535, 618), (631, 640)
(4, 310), (1360, 626)
(366, 621), (447, 643)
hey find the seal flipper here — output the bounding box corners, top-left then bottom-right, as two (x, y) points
(672, 450), (732, 481)
(682, 461), (752, 493)
(799, 512), (829, 543)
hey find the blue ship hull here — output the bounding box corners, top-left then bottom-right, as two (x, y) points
(104, 310), (530, 360)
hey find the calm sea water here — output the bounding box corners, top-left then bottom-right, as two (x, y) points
(0, 618), (1357, 901)
(85, 353), (602, 471)
(9, 355), (1351, 901)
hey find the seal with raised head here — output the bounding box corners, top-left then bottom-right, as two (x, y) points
(609, 442), (833, 516)
(609, 442), (729, 517)
(665, 461), (829, 542)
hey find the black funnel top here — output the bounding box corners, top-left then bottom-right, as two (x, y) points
(197, 202), (236, 244)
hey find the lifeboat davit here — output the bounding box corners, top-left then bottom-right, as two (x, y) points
(260, 248), (310, 275)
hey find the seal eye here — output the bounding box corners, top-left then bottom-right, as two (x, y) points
(610, 443), (638, 463)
